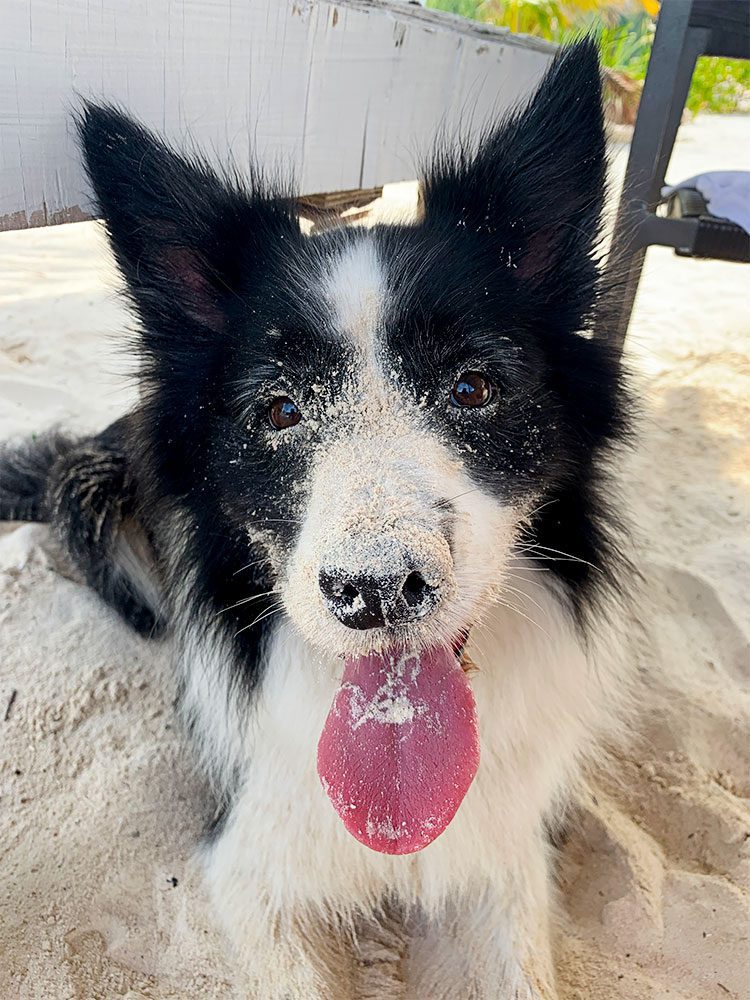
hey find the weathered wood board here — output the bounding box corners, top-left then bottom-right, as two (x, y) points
(0, 0), (553, 230)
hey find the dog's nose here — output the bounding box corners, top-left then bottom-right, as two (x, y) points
(318, 569), (440, 631)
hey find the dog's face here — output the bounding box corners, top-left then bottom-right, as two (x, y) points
(245, 228), (534, 659)
(79, 41), (624, 670)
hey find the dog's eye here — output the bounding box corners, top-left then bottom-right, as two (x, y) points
(450, 371), (493, 408)
(268, 397), (302, 429)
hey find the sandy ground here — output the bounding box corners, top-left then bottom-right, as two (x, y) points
(1, 113), (749, 999)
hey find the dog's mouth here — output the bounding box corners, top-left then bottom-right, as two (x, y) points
(317, 633), (480, 855)
(452, 627), (474, 670)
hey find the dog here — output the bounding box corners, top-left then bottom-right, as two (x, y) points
(0, 40), (634, 999)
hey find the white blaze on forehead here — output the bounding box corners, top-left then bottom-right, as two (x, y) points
(323, 238), (385, 351)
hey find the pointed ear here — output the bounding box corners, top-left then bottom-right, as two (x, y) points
(76, 103), (296, 334)
(421, 39), (606, 288)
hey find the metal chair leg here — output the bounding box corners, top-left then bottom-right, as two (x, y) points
(602, 0), (711, 350)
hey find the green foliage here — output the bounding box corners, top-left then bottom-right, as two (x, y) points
(597, 14), (750, 114)
(427, 0), (627, 38)
(426, 1), (750, 114)
(428, 0), (486, 18)
(681, 57), (750, 115)
(597, 14), (653, 78)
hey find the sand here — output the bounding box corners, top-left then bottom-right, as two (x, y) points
(1, 113), (749, 999)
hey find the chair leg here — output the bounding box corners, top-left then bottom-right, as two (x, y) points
(601, 0), (710, 351)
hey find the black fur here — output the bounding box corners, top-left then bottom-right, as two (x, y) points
(0, 431), (74, 522)
(0, 39), (629, 683)
(47, 419), (166, 637)
(0, 420), (163, 637)
(382, 39), (629, 615)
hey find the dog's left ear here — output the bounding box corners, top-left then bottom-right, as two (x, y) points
(422, 38), (605, 290)
(76, 103), (297, 337)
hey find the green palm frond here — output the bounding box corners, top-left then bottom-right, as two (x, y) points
(426, 1), (749, 115)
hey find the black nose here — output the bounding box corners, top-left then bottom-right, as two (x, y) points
(319, 569), (440, 631)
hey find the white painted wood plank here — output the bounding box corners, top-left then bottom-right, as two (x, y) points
(0, 0), (553, 230)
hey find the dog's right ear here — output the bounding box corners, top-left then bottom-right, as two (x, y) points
(421, 40), (606, 306)
(76, 103), (298, 338)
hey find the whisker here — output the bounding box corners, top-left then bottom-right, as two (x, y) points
(510, 548), (592, 567)
(232, 556), (274, 577)
(434, 488), (479, 509)
(504, 571), (549, 591)
(234, 605), (285, 639)
(505, 562), (551, 572)
(523, 497), (560, 521)
(214, 589), (281, 617)
(500, 583), (549, 620)
(247, 517), (304, 527)
(517, 542), (598, 570)
(492, 595), (551, 639)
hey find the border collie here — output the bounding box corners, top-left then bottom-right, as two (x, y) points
(0, 40), (633, 998)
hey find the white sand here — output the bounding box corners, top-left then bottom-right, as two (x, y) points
(1, 114), (749, 999)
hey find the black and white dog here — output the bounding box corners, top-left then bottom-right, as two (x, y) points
(1, 41), (634, 999)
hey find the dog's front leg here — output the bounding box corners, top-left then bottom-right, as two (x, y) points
(350, 899), (408, 1000)
(405, 842), (558, 1000)
(204, 818), (358, 999)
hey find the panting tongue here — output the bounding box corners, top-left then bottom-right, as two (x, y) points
(317, 646), (479, 854)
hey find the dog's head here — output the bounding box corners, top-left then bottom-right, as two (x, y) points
(80, 40), (629, 851)
(79, 39), (624, 666)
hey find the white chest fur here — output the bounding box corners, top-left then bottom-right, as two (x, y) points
(198, 576), (629, 997)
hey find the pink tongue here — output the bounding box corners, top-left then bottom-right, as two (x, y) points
(317, 646), (479, 854)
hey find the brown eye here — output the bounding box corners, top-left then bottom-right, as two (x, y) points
(450, 371), (493, 408)
(268, 396), (302, 429)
